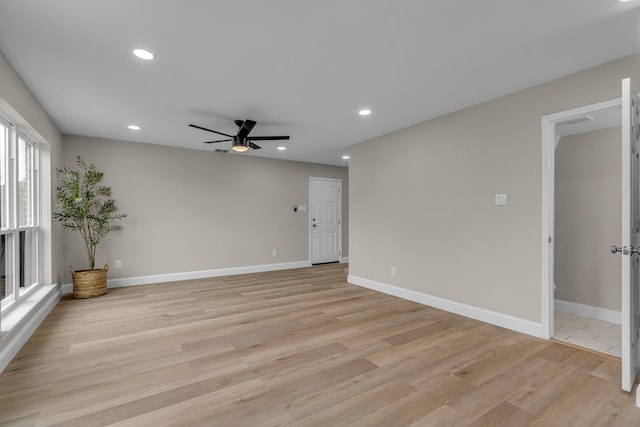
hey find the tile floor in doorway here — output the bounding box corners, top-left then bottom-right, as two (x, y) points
(554, 311), (621, 357)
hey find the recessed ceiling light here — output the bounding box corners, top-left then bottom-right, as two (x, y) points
(342, 155), (350, 160)
(277, 146), (286, 151)
(359, 109), (371, 116)
(128, 124), (141, 131)
(133, 48), (155, 60)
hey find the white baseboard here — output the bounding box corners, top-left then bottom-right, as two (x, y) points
(62, 260), (312, 294)
(340, 257), (349, 263)
(348, 275), (544, 338)
(555, 299), (621, 325)
(0, 284), (61, 373)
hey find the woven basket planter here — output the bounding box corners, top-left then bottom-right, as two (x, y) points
(69, 264), (109, 299)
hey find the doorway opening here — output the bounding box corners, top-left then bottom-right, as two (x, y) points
(541, 99), (622, 355)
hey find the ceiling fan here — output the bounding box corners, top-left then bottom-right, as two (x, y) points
(189, 119), (290, 152)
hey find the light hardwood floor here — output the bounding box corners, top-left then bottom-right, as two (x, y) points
(0, 263), (638, 426)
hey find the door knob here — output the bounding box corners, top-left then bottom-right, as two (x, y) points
(628, 245), (640, 255)
(611, 245), (640, 255)
(312, 224), (317, 228)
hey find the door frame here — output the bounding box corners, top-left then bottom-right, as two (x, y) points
(540, 98), (621, 340)
(308, 177), (343, 265)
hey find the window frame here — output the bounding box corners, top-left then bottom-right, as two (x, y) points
(0, 111), (41, 312)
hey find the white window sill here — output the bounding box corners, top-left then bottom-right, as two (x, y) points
(2, 283), (58, 334)
(0, 283), (61, 372)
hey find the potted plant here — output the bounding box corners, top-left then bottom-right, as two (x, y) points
(53, 155), (127, 298)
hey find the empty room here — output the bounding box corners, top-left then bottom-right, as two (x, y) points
(2, 1), (640, 425)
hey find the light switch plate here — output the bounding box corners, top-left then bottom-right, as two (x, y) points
(495, 194), (508, 206)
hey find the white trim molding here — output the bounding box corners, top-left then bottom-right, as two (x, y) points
(0, 284), (61, 373)
(555, 299), (621, 325)
(340, 257), (349, 264)
(62, 260), (312, 294)
(348, 275), (543, 338)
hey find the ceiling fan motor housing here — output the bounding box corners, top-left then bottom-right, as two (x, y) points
(232, 135), (249, 152)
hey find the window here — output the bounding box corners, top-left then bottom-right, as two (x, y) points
(1, 113), (40, 311)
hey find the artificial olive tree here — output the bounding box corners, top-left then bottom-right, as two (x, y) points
(53, 155), (127, 270)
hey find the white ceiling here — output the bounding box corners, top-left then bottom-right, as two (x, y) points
(0, 1), (638, 166)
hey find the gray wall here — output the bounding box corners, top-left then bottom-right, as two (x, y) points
(555, 127), (621, 311)
(0, 50), (63, 285)
(61, 135), (348, 281)
(349, 52), (640, 323)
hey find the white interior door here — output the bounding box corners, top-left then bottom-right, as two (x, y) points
(310, 178), (341, 264)
(620, 77), (640, 392)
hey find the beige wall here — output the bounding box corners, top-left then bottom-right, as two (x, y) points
(554, 127), (621, 311)
(0, 50), (63, 285)
(61, 136), (348, 281)
(350, 52), (640, 323)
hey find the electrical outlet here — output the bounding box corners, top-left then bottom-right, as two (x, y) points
(272, 249), (277, 257)
(115, 259), (122, 268)
(391, 266), (396, 276)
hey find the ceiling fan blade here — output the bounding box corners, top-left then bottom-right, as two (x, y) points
(237, 119), (257, 139)
(248, 135), (290, 141)
(189, 124), (233, 138)
(248, 141), (261, 150)
(234, 120), (244, 127)
(203, 139), (231, 144)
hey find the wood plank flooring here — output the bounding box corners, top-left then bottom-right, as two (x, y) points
(0, 263), (638, 426)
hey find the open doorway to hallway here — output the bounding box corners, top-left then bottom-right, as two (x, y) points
(548, 101), (621, 357)
(548, 105), (622, 356)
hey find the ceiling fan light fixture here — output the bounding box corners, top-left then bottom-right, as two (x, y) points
(232, 143), (249, 152)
